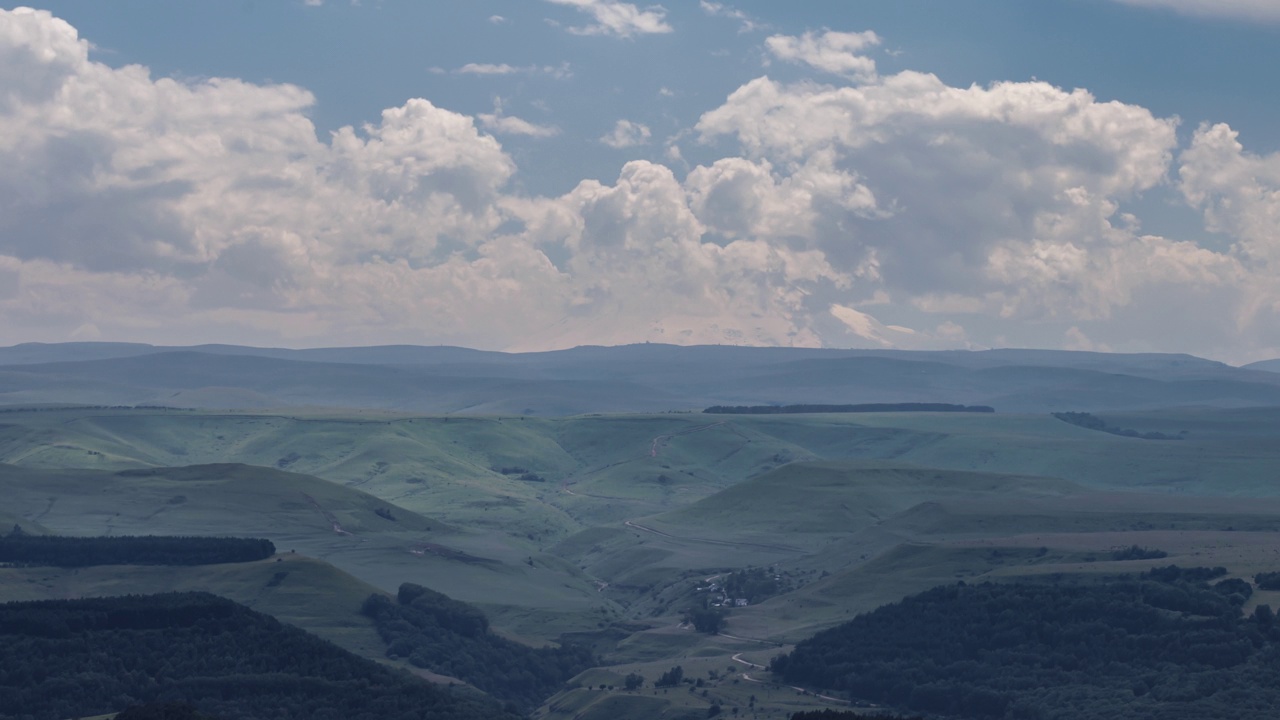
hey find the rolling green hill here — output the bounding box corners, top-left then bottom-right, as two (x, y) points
(642, 461), (1079, 542)
(3, 398), (1280, 720)
(5, 406), (1280, 641)
(0, 554), (391, 663)
(7, 406), (1280, 540)
(0, 461), (618, 641)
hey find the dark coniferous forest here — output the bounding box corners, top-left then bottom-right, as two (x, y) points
(0, 592), (515, 720)
(362, 582), (597, 713)
(772, 569), (1280, 719)
(0, 532), (275, 567)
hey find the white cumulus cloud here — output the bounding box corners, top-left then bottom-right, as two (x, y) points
(599, 119), (652, 148)
(765, 30), (881, 82)
(455, 62), (571, 78)
(478, 112), (559, 138)
(700, 1), (763, 33)
(1177, 122), (1280, 350)
(545, 0), (673, 37)
(0, 8), (522, 346)
(4, 8), (1280, 362)
(693, 70), (1246, 343)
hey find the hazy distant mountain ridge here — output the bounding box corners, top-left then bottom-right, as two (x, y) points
(2, 343), (1279, 414)
(1246, 358), (1280, 373)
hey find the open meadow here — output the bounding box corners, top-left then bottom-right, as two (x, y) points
(4, 398), (1280, 718)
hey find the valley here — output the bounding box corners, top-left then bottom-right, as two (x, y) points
(4, 365), (1280, 718)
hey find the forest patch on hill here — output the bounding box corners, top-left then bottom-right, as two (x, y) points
(0, 592), (513, 720)
(772, 568), (1280, 720)
(362, 582), (596, 713)
(0, 530), (274, 567)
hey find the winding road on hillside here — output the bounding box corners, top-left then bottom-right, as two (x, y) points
(739, 672), (850, 705)
(733, 650), (866, 706)
(721, 633), (782, 647)
(301, 493), (353, 536)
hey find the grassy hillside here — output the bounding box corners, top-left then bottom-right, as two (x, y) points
(727, 410), (1280, 495)
(551, 455), (1280, 645)
(0, 462), (618, 642)
(643, 461), (1079, 542)
(0, 554), (391, 662)
(8, 407), (1280, 544)
(7, 406), (1280, 500)
(5, 407), (1280, 631)
(3, 402), (1280, 720)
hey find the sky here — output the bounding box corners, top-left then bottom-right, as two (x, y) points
(1, 1), (1279, 363)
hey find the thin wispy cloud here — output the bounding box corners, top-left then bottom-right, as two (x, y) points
(700, 1), (764, 32)
(1110, 0), (1280, 23)
(478, 114), (559, 138)
(435, 62), (572, 79)
(459, 63), (527, 75)
(599, 119), (651, 148)
(545, 0), (672, 38)
(478, 99), (559, 138)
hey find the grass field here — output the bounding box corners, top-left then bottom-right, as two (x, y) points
(0, 460), (619, 641)
(4, 405), (1280, 715)
(0, 554), (391, 661)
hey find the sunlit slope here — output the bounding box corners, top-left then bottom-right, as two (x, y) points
(6, 407), (1280, 542)
(0, 462), (618, 640)
(0, 410), (815, 533)
(0, 411), (586, 541)
(6, 403), (1280, 686)
(0, 462), (446, 537)
(553, 455), (1280, 643)
(722, 489), (1280, 642)
(641, 460), (1079, 544)
(0, 554), (391, 662)
(847, 410), (1280, 494)
(548, 415), (828, 526)
(713, 410), (1280, 495)
(550, 461), (1081, 611)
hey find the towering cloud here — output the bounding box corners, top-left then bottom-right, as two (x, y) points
(0, 7), (1276, 361)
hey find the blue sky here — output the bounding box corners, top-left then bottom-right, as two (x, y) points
(2, 1), (1279, 362)
(39, 1), (1280, 187)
